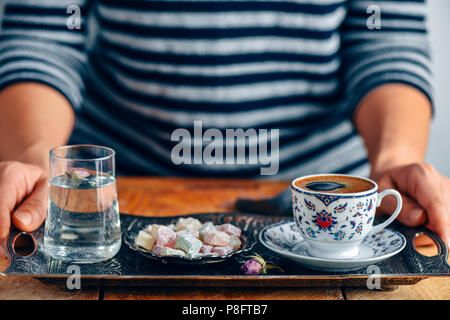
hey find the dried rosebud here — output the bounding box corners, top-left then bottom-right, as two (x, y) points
(240, 253), (284, 275)
(241, 258), (262, 275)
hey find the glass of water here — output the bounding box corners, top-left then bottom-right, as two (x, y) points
(43, 145), (121, 263)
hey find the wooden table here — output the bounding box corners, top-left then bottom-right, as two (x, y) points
(0, 177), (449, 300)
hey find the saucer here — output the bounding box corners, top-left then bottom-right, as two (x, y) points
(259, 220), (406, 272)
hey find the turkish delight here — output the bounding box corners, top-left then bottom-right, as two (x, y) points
(200, 244), (214, 254)
(176, 229), (200, 239)
(175, 234), (202, 255)
(176, 217), (203, 231)
(155, 226), (178, 248)
(216, 223), (242, 237)
(147, 224), (171, 239)
(152, 245), (185, 257)
(213, 245), (234, 256)
(203, 230), (231, 247)
(135, 230), (155, 250)
(199, 222), (216, 240)
(230, 235), (242, 251)
(136, 217), (242, 259)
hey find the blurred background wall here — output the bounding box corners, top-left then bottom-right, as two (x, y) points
(0, 0), (449, 175)
(426, 0), (450, 176)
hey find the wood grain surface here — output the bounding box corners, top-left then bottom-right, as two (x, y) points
(0, 275), (99, 300)
(0, 177), (449, 300)
(104, 286), (344, 300)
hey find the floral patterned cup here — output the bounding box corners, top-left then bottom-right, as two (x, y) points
(291, 174), (402, 260)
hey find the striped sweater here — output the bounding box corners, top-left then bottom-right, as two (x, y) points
(0, 0), (433, 178)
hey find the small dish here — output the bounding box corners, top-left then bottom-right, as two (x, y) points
(124, 215), (257, 265)
(260, 220), (406, 272)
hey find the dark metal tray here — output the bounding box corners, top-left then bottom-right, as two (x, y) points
(1, 213), (449, 288)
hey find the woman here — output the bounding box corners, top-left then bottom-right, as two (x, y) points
(0, 0), (449, 244)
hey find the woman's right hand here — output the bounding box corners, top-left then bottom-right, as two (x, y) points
(0, 161), (48, 238)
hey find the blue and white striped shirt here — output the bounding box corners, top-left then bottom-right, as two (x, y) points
(0, 0), (433, 178)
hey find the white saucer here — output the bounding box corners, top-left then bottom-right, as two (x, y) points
(259, 221), (406, 272)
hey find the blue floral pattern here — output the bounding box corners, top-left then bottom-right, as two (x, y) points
(334, 203), (347, 214)
(305, 227), (316, 238)
(304, 199), (316, 211)
(355, 222), (363, 235)
(292, 187), (378, 242)
(261, 221), (406, 259)
(333, 230), (346, 241)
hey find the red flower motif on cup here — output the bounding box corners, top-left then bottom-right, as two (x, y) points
(312, 210), (337, 231)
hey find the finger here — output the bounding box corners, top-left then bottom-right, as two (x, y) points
(423, 202), (450, 247)
(376, 172), (426, 226)
(12, 176), (48, 232)
(0, 207), (11, 239)
(421, 177), (450, 246)
(379, 192), (427, 227)
(0, 162), (46, 237)
(389, 164), (450, 245)
(0, 164), (22, 238)
(388, 164), (440, 211)
(0, 194), (11, 238)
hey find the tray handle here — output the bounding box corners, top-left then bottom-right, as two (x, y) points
(401, 225), (450, 275)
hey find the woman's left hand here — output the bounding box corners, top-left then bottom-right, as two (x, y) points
(371, 163), (450, 246)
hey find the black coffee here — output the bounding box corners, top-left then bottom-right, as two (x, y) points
(295, 175), (374, 194)
(305, 181), (346, 191)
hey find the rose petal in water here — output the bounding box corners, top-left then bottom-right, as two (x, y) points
(69, 168), (90, 178)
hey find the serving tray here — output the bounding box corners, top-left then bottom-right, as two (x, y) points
(1, 213), (449, 288)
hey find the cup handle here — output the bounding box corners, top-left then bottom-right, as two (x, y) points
(371, 189), (403, 234)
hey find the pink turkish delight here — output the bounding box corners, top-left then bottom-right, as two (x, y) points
(155, 227), (177, 248)
(203, 230), (231, 247)
(146, 224), (172, 239)
(200, 244), (214, 254)
(216, 223), (242, 237)
(213, 246), (234, 256)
